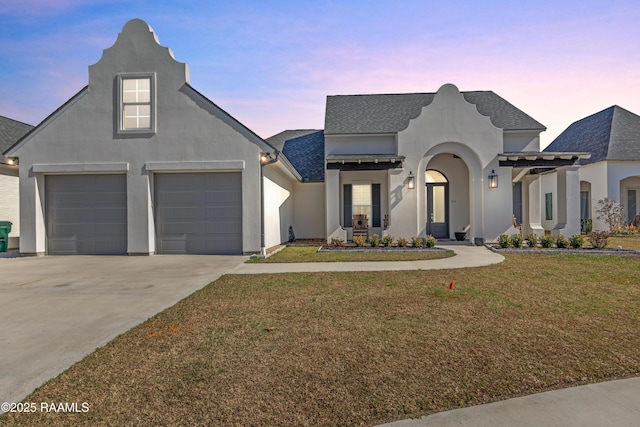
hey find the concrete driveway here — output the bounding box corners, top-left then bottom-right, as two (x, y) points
(0, 254), (245, 405)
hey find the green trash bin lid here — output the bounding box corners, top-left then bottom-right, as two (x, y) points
(0, 221), (12, 233)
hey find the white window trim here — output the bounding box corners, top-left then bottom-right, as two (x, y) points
(117, 73), (156, 134)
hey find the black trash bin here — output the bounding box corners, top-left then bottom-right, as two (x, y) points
(0, 221), (12, 252)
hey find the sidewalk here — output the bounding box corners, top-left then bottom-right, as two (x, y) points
(232, 244), (505, 274)
(380, 376), (640, 427)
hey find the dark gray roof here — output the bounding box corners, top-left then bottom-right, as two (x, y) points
(1, 115), (33, 154)
(544, 106), (640, 164)
(324, 91), (546, 135)
(267, 130), (324, 181)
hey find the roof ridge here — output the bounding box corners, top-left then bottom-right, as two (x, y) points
(327, 90), (493, 98)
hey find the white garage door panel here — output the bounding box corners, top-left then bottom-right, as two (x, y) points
(46, 175), (127, 255)
(155, 172), (243, 254)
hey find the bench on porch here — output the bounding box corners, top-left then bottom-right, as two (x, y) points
(353, 214), (369, 239)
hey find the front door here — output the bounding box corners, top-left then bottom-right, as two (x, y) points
(426, 182), (449, 238)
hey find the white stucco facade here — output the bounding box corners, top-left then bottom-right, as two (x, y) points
(6, 19), (272, 255)
(8, 19), (618, 255)
(577, 161), (640, 231)
(322, 84), (579, 244)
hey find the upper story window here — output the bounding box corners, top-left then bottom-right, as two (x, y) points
(118, 74), (155, 133)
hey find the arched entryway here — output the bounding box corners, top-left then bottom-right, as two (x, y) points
(425, 169), (449, 238)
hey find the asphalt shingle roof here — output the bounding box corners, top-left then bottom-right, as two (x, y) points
(324, 91), (546, 135)
(1, 116), (33, 154)
(267, 130), (325, 181)
(544, 106), (640, 164)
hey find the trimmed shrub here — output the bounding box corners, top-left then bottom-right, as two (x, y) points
(396, 237), (408, 247)
(588, 231), (609, 249)
(555, 235), (569, 248)
(368, 234), (381, 247)
(381, 235), (393, 247)
(352, 235), (366, 247)
(411, 236), (424, 248)
(498, 234), (511, 248)
(569, 234), (585, 249)
(424, 235), (437, 248)
(511, 234), (524, 248)
(526, 234), (538, 249)
(540, 234), (555, 248)
(330, 237), (344, 247)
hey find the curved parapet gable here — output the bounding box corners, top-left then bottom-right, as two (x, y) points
(89, 18), (189, 86)
(399, 83), (503, 167)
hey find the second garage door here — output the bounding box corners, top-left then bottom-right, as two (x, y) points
(155, 172), (243, 254)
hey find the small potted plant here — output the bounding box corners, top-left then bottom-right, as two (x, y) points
(454, 227), (467, 241)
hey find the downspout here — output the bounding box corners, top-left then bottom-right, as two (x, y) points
(260, 151), (280, 256)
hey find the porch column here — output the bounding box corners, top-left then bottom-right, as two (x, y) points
(556, 166), (581, 237)
(325, 168), (346, 242)
(524, 174), (544, 236)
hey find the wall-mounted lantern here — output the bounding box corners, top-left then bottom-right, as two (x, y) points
(4, 157), (18, 166)
(488, 170), (498, 189)
(407, 171), (415, 189)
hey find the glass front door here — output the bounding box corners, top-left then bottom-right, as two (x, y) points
(426, 183), (449, 238)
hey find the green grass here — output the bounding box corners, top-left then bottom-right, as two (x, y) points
(608, 235), (640, 250)
(247, 245), (455, 263)
(3, 253), (640, 426)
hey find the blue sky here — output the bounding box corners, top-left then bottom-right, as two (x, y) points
(1, 0), (639, 146)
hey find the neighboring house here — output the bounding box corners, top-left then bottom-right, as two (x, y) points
(0, 116), (34, 249)
(4, 19), (288, 255)
(4, 18), (595, 256)
(544, 105), (640, 231)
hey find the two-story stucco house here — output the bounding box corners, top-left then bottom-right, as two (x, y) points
(4, 19), (595, 256)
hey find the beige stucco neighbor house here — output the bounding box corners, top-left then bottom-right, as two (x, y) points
(4, 19), (598, 256)
(544, 106), (640, 231)
(0, 116), (33, 249)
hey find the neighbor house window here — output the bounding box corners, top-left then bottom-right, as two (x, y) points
(545, 193), (553, 221)
(580, 191), (590, 220)
(119, 75), (154, 132)
(628, 189), (638, 223)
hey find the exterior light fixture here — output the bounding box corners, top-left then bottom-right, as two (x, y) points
(488, 170), (498, 189)
(407, 171), (415, 189)
(260, 153), (269, 163)
(5, 157), (18, 166)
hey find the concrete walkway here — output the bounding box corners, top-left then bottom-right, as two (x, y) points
(380, 376), (640, 427)
(232, 244), (505, 274)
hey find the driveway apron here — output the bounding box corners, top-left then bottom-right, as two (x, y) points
(0, 255), (245, 405)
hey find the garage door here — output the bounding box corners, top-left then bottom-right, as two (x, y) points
(46, 175), (127, 255)
(155, 172), (242, 254)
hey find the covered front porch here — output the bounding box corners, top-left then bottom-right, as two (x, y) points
(501, 151), (590, 237)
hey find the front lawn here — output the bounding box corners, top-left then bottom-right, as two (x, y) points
(3, 254), (640, 426)
(609, 235), (640, 251)
(247, 245), (455, 263)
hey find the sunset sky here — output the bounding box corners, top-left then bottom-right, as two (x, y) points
(1, 0), (638, 147)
